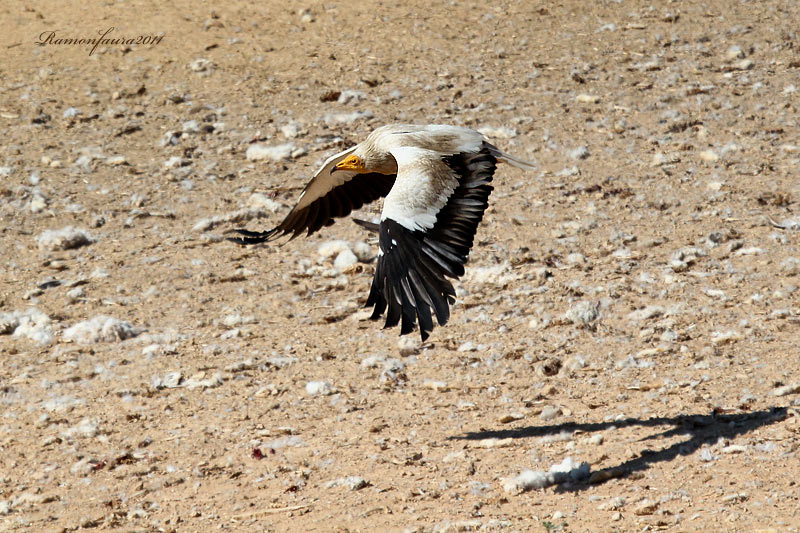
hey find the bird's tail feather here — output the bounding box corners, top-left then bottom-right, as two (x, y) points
(486, 144), (537, 171)
(352, 218), (380, 233)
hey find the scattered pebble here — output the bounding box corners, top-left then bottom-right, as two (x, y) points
(334, 249), (358, 270)
(63, 315), (142, 344)
(699, 150), (719, 163)
(634, 499), (659, 515)
(318, 240), (352, 259)
(398, 336), (421, 356)
(499, 413), (525, 424)
(726, 45), (745, 61)
(565, 300), (599, 325)
(337, 90), (366, 105)
(306, 381), (333, 396)
(568, 146), (590, 160)
(711, 330), (742, 345)
(246, 142), (297, 162)
(424, 380), (449, 392)
(773, 383), (800, 397)
(185, 372), (223, 390)
(627, 305), (665, 322)
(1, 308), (53, 344)
(281, 121), (303, 138)
(575, 94), (600, 104)
(352, 241), (374, 261)
(540, 405), (562, 421)
(322, 110), (373, 125)
(188, 58), (215, 72)
(105, 155), (127, 166)
(503, 457), (590, 494)
(325, 476), (369, 490)
(36, 227), (94, 251)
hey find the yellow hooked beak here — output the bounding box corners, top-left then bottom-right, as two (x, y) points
(333, 154), (367, 173)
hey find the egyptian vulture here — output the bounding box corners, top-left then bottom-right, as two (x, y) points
(229, 124), (534, 340)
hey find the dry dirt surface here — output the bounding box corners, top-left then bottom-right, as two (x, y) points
(2, 0), (800, 531)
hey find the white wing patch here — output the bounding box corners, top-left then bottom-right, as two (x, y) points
(380, 146), (459, 232)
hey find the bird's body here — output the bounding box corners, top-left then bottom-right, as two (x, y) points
(230, 124), (535, 340)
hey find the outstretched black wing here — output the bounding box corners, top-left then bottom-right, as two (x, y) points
(367, 144), (498, 340)
(228, 147), (396, 244)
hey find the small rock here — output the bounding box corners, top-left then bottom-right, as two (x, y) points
(424, 380), (449, 392)
(185, 371), (223, 390)
(535, 358), (562, 377)
(634, 499), (659, 515)
(398, 336), (421, 356)
(246, 143), (296, 162)
(540, 405), (562, 421)
(63, 316), (141, 344)
(576, 94), (600, 104)
(318, 240), (352, 259)
(588, 434), (604, 445)
(726, 45), (745, 60)
(182, 120), (201, 134)
(337, 90), (366, 105)
(325, 476), (369, 490)
(711, 330), (742, 345)
(722, 445), (748, 454)
(306, 381), (333, 396)
(627, 305), (664, 322)
(281, 121), (303, 138)
(503, 457), (590, 494)
(246, 193), (282, 213)
(322, 110), (373, 125)
(568, 146), (590, 160)
(352, 241), (373, 261)
(499, 413), (525, 424)
(565, 300), (599, 325)
(36, 227), (94, 251)
(188, 58), (215, 72)
(773, 383), (800, 397)
(66, 287), (85, 302)
(334, 249), (358, 270)
(161, 372), (184, 389)
(699, 150), (719, 163)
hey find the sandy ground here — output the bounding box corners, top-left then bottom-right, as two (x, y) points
(2, 0), (800, 531)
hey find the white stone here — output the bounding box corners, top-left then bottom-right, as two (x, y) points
(352, 241), (373, 261)
(565, 301), (598, 325)
(334, 249), (358, 270)
(576, 94), (600, 103)
(246, 143), (296, 162)
(63, 315), (141, 344)
(318, 240), (352, 259)
(306, 381), (333, 396)
(246, 193), (282, 213)
(36, 227), (94, 251)
(503, 457), (590, 494)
